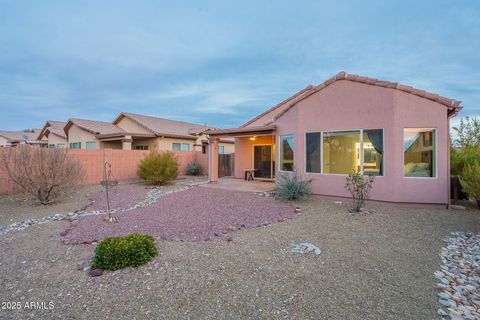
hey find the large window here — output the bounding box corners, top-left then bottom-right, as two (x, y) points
(323, 131), (360, 174)
(85, 141), (96, 149)
(404, 128), (435, 177)
(306, 132), (321, 173)
(134, 145), (148, 150)
(172, 143), (190, 151)
(219, 145), (225, 154)
(321, 129), (383, 175)
(69, 142), (81, 149)
(280, 134), (294, 171)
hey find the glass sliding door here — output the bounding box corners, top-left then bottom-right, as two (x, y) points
(253, 145), (273, 179)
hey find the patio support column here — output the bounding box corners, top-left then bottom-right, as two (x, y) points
(209, 137), (219, 182)
(122, 135), (132, 150)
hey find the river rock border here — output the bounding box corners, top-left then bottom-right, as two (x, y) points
(0, 184), (199, 236)
(434, 231), (480, 319)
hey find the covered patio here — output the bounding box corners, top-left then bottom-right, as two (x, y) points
(200, 177), (275, 193)
(207, 125), (277, 183)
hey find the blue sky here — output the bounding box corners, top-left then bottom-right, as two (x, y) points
(0, 0), (479, 130)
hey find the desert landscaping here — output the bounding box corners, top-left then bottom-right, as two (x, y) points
(1, 174), (479, 319)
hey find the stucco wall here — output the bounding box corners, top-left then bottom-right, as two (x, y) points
(219, 142), (235, 154)
(234, 136), (274, 178)
(47, 134), (67, 147)
(0, 137), (9, 147)
(240, 80), (450, 204)
(67, 124), (98, 149)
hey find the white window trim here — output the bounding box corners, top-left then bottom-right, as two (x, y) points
(278, 134), (294, 173)
(304, 128), (385, 177)
(403, 127), (437, 179)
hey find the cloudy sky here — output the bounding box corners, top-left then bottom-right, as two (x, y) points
(0, 0), (479, 130)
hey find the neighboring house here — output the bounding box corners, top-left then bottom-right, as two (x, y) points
(0, 129), (46, 147)
(64, 118), (127, 149)
(207, 71), (461, 205)
(37, 121), (68, 148)
(112, 112), (234, 153)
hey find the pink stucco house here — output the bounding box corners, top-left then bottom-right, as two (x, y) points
(207, 72), (462, 204)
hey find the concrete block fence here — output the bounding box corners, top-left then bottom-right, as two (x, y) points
(0, 148), (209, 194)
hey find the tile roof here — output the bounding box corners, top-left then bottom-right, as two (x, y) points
(114, 112), (213, 139)
(0, 129), (42, 142)
(65, 118), (125, 136)
(242, 71), (462, 127)
(37, 120), (67, 140)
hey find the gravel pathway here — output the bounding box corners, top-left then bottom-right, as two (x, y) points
(62, 187), (296, 244)
(434, 231), (480, 319)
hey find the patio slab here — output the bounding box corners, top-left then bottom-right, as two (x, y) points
(200, 177), (275, 193)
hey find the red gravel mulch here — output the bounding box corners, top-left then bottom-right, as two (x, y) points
(84, 187), (149, 212)
(63, 187), (296, 244)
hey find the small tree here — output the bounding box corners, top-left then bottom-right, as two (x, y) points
(137, 151), (179, 184)
(452, 117), (480, 149)
(275, 169), (313, 201)
(345, 173), (375, 212)
(460, 162), (480, 209)
(0, 146), (83, 204)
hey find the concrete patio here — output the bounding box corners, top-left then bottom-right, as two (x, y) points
(200, 177), (275, 193)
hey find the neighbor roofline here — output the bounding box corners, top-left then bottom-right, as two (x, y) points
(112, 112), (158, 135)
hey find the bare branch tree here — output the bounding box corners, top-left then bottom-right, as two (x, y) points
(0, 146), (84, 204)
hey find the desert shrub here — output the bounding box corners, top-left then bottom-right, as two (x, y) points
(460, 162), (480, 209)
(451, 146), (480, 176)
(0, 146), (83, 204)
(186, 162), (202, 176)
(137, 151), (179, 184)
(345, 173), (375, 212)
(275, 169), (313, 201)
(91, 234), (158, 270)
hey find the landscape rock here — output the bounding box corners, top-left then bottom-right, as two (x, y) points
(291, 243), (321, 255)
(89, 268), (103, 277)
(434, 231), (480, 320)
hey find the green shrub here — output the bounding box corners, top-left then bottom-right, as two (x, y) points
(91, 234), (158, 270)
(137, 151), (179, 184)
(451, 146), (480, 176)
(275, 169), (313, 201)
(460, 162), (480, 209)
(186, 162), (202, 176)
(345, 173), (375, 212)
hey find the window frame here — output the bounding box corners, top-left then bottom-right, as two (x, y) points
(85, 141), (96, 149)
(403, 127), (437, 179)
(69, 142), (81, 149)
(305, 128), (385, 177)
(181, 143), (190, 152)
(278, 134), (295, 172)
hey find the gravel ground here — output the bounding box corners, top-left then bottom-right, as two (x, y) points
(62, 187), (295, 244)
(0, 195), (479, 320)
(0, 186), (100, 226)
(84, 185), (149, 212)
